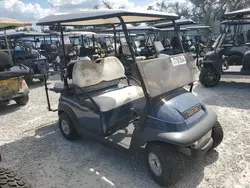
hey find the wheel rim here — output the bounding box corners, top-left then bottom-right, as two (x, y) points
(61, 120), (70, 135)
(148, 152), (162, 176)
(205, 70), (219, 85)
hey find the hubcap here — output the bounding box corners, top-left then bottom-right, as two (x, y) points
(61, 120), (70, 135)
(206, 71), (218, 85)
(148, 152), (162, 176)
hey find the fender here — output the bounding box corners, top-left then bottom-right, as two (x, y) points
(136, 109), (217, 147)
(58, 102), (81, 132)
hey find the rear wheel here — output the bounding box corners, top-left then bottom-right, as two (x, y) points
(211, 121), (224, 148)
(15, 95), (29, 106)
(199, 67), (221, 87)
(59, 113), (79, 140)
(0, 168), (30, 188)
(146, 143), (184, 187)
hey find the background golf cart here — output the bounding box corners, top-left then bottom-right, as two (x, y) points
(0, 17), (31, 188)
(103, 25), (160, 58)
(218, 20), (250, 66)
(199, 8), (250, 87)
(0, 31), (50, 83)
(68, 31), (115, 58)
(37, 9), (223, 187)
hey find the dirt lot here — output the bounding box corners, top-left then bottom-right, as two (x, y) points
(0, 75), (250, 188)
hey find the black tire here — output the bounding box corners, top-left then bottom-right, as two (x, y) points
(227, 55), (242, 66)
(199, 67), (221, 87)
(59, 113), (79, 140)
(146, 143), (184, 187)
(0, 168), (30, 188)
(25, 68), (34, 84)
(15, 95), (29, 106)
(211, 121), (224, 148)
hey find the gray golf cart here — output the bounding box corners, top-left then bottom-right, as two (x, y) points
(37, 9), (223, 186)
(199, 8), (250, 87)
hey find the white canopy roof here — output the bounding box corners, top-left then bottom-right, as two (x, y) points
(37, 9), (179, 26)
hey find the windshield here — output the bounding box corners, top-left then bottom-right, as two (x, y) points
(137, 54), (194, 97)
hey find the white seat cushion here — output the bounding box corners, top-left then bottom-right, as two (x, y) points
(91, 86), (144, 112)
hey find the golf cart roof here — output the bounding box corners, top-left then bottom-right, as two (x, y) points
(37, 9), (179, 26)
(0, 31), (48, 38)
(160, 27), (187, 31)
(65, 31), (96, 37)
(103, 25), (160, 32)
(221, 20), (250, 25)
(153, 19), (196, 28)
(0, 18), (32, 30)
(222, 8), (250, 19)
(185, 25), (210, 30)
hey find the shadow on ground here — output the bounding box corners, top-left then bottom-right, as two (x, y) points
(0, 102), (21, 116)
(0, 122), (219, 188)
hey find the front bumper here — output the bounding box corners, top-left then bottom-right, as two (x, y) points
(0, 91), (28, 101)
(179, 138), (213, 157)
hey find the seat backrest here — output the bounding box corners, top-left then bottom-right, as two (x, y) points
(72, 56), (125, 92)
(121, 44), (131, 56)
(153, 41), (165, 54)
(0, 51), (13, 71)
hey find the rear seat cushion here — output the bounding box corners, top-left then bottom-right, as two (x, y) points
(90, 85), (144, 112)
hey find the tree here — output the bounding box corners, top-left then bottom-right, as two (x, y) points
(102, 0), (114, 9)
(168, 2), (191, 19)
(190, 0), (250, 26)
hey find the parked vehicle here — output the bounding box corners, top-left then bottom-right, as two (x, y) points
(0, 51), (29, 105)
(37, 9), (223, 187)
(0, 31), (50, 83)
(0, 18), (31, 106)
(199, 8), (250, 87)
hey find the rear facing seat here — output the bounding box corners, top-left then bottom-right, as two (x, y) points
(72, 56), (144, 112)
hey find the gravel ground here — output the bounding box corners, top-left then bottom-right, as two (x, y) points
(0, 74), (250, 188)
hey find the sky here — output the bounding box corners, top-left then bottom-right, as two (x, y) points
(0, 0), (182, 23)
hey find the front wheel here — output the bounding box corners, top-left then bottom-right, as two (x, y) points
(0, 168), (30, 188)
(146, 143), (184, 187)
(211, 121), (224, 148)
(59, 113), (79, 140)
(199, 67), (221, 87)
(15, 95), (29, 106)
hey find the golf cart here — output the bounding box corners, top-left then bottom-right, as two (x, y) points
(199, 8), (250, 87)
(218, 20), (250, 65)
(0, 31), (50, 82)
(37, 9), (223, 186)
(0, 18), (30, 106)
(104, 25), (160, 58)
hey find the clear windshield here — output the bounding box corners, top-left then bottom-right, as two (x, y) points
(136, 54), (194, 97)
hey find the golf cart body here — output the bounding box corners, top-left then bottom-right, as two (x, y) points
(218, 20), (250, 65)
(199, 8), (250, 87)
(37, 9), (223, 186)
(0, 18), (30, 105)
(0, 31), (50, 82)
